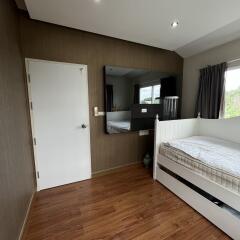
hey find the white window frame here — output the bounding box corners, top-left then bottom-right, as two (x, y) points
(224, 65), (240, 118)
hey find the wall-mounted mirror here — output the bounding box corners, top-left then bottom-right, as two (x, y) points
(104, 65), (181, 134)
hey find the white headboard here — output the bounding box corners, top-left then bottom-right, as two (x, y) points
(199, 117), (240, 144)
(107, 111), (131, 121)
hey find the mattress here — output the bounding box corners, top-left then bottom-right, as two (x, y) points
(159, 136), (240, 194)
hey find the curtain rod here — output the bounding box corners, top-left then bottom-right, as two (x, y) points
(228, 57), (240, 64)
(200, 58), (240, 70)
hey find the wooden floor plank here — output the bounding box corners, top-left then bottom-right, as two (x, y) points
(22, 164), (230, 240)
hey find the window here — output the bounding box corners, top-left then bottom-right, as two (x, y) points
(224, 67), (240, 118)
(140, 84), (160, 104)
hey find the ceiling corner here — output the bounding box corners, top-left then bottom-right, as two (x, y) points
(15, 0), (27, 11)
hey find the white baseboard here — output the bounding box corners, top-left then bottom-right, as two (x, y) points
(18, 190), (36, 240)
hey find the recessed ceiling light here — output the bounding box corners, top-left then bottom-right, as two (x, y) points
(171, 21), (179, 29)
(94, 0), (101, 3)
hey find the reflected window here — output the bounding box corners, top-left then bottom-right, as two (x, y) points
(140, 84), (160, 104)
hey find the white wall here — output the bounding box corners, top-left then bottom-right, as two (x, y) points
(182, 38), (240, 118)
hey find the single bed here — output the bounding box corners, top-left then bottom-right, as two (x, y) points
(154, 117), (240, 239)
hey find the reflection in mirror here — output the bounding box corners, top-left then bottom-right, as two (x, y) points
(104, 66), (181, 134)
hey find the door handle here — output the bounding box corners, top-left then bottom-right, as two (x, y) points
(81, 124), (87, 129)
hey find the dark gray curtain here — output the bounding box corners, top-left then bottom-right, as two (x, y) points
(106, 85), (113, 112)
(133, 84), (140, 104)
(195, 62), (227, 119)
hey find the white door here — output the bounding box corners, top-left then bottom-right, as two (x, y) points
(26, 59), (91, 191)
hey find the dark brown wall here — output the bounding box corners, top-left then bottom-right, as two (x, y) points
(0, 1), (35, 240)
(19, 13), (183, 173)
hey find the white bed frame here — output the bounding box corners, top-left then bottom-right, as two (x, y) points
(153, 116), (240, 239)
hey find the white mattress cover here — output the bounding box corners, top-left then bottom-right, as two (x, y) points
(163, 136), (240, 179)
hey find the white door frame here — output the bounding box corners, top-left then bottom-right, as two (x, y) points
(25, 58), (92, 190)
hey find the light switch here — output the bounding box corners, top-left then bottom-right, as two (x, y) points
(93, 106), (105, 117)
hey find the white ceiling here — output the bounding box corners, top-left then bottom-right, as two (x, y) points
(23, 0), (240, 57)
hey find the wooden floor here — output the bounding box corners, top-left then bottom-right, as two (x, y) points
(23, 164), (230, 240)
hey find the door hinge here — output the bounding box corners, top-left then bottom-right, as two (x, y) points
(33, 137), (37, 145)
(30, 101), (33, 110)
(28, 73), (31, 83)
(37, 171), (40, 179)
